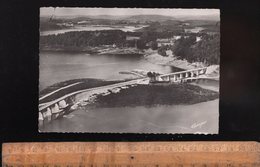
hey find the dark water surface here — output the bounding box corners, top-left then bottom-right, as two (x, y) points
(42, 99), (219, 133)
(40, 51), (179, 90)
(40, 51), (219, 134)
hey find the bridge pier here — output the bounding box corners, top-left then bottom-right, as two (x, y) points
(173, 75), (177, 82)
(180, 73), (183, 79)
(39, 78), (148, 129)
(45, 107), (52, 122)
(156, 67), (207, 83)
(175, 75), (179, 82)
(39, 98), (71, 128)
(51, 103), (60, 120)
(200, 69), (206, 74)
(39, 67), (208, 129)
(167, 75), (170, 81)
(58, 99), (68, 109)
(191, 72), (194, 77)
(178, 74), (181, 82)
(39, 112), (44, 127)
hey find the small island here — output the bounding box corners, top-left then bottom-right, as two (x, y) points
(88, 83), (219, 108)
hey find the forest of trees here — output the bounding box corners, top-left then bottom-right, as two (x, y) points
(40, 30), (127, 48)
(171, 33), (220, 65)
(40, 28), (220, 65)
(40, 21), (186, 50)
(40, 29), (175, 50)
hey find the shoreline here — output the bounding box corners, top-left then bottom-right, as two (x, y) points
(40, 48), (219, 79)
(39, 77), (219, 112)
(40, 47), (145, 56)
(39, 78), (123, 103)
(39, 48), (219, 106)
(143, 50), (220, 79)
(41, 98), (219, 133)
(84, 83), (219, 109)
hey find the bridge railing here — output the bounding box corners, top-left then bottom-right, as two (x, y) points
(38, 78), (148, 128)
(159, 67), (207, 78)
(155, 67), (207, 83)
(39, 67), (208, 128)
(39, 68), (207, 113)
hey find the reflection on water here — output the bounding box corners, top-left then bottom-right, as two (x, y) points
(184, 27), (205, 33)
(42, 99), (219, 133)
(40, 52), (179, 90)
(191, 79), (219, 92)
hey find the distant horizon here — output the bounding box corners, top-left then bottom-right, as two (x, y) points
(40, 7), (219, 19)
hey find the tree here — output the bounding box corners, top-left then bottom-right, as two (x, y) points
(158, 45), (168, 57)
(150, 41), (158, 50)
(171, 34), (220, 65)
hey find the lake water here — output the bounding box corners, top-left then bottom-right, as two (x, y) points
(184, 27), (205, 33)
(42, 99), (219, 134)
(40, 52), (179, 90)
(40, 25), (147, 36)
(39, 51), (219, 134)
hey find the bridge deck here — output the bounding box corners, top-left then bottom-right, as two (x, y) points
(39, 67), (208, 112)
(39, 78), (148, 111)
(39, 82), (82, 101)
(160, 67), (207, 77)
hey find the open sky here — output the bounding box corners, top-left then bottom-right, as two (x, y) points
(40, 7), (219, 17)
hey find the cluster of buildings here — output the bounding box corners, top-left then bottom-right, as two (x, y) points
(109, 34), (203, 49)
(156, 36), (182, 47)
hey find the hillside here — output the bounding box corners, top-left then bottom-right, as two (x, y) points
(125, 15), (176, 22)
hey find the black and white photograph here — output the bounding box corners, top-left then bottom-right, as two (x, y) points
(39, 8), (220, 133)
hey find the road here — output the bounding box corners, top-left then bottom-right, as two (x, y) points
(39, 67), (209, 112)
(39, 78), (149, 111)
(39, 82), (82, 101)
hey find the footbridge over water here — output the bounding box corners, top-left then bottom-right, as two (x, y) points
(38, 67), (207, 128)
(156, 67), (207, 83)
